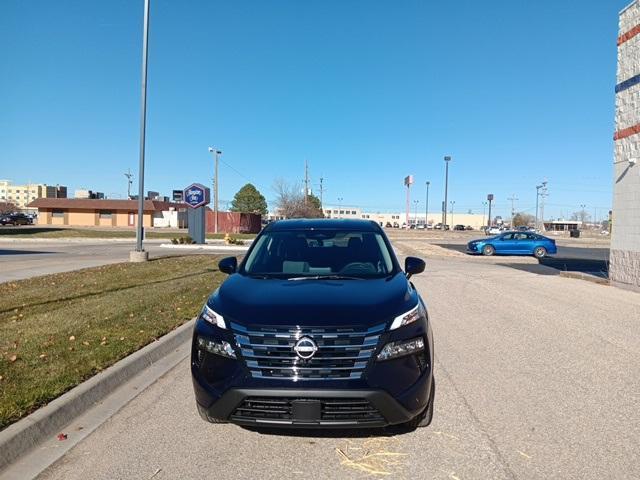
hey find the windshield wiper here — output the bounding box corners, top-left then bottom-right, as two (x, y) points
(287, 275), (364, 281)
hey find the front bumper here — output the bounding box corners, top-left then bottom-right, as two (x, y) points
(194, 373), (433, 428)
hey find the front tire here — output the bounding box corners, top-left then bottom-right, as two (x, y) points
(533, 246), (547, 258)
(482, 245), (495, 256)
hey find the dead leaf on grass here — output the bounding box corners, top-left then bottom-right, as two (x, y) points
(9, 354), (18, 363)
(69, 335), (76, 341)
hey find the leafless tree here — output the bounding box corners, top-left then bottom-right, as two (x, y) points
(570, 210), (591, 224)
(0, 201), (18, 214)
(512, 212), (535, 227)
(273, 179), (323, 219)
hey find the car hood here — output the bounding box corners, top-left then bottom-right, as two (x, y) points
(209, 272), (417, 328)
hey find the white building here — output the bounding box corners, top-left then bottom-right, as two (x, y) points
(611, 1), (640, 289)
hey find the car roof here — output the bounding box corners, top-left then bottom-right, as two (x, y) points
(265, 218), (381, 232)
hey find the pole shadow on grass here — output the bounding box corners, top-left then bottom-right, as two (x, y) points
(0, 227), (67, 235)
(0, 249), (56, 256)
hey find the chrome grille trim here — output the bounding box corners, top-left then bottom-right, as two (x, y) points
(230, 322), (385, 380)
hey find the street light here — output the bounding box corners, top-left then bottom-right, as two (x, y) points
(337, 197), (343, 218)
(208, 147), (222, 233)
(413, 199), (419, 226)
(132, 0), (151, 262)
(443, 156), (451, 226)
(425, 181), (430, 228)
(580, 204), (586, 226)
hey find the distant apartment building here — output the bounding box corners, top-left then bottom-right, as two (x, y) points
(611, 1), (640, 289)
(0, 180), (67, 211)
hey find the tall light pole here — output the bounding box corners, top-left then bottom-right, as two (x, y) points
(124, 169), (133, 199)
(443, 156), (451, 227)
(413, 199), (419, 226)
(337, 197), (343, 218)
(580, 204), (586, 227)
(133, 0), (151, 260)
(425, 181), (430, 227)
(208, 147), (222, 233)
(449, 200), (455, 227)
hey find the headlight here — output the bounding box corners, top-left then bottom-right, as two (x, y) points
(197, 336), (236, 359)
(389, 303), (425, 331)
(377, 336), (424, 361)
(200, 304), (226, 329)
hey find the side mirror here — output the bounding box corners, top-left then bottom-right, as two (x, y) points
(218, 256), (237, 275)
(404, 256), (425, 279)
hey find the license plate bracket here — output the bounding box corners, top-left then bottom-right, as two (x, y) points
(291, 400), (321, 422)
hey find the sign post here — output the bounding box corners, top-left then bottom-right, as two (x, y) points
(183, 183), (210, 244)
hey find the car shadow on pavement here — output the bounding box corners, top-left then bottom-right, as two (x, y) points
(241, 425), (414, 438)
(537, 256), (609, 277)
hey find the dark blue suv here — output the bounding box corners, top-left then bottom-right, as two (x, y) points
(191, 219), (434, 429)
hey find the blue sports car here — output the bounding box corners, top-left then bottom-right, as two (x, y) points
(467, 231), (557, 258)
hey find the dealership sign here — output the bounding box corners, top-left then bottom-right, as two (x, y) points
(183, 183), (210, 209)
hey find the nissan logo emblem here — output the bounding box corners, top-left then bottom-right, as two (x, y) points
(293, 336), (318, 360)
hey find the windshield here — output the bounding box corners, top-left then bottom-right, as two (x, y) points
(242, 229), (395, 279)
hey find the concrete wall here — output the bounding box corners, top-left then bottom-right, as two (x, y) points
(611, 1), (640, 288)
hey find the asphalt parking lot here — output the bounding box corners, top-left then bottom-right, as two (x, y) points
(32, 244), (640, 480)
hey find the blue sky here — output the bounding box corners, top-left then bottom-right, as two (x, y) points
(0, 0), (630, 220)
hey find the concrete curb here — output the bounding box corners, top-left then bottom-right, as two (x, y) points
(0, 319), (195, 471)
(159, 243), (250, 251)
(558, 271), (610, 285)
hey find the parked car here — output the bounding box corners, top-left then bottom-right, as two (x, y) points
(192, 219), (435, 429)
(487, 226), (502, 235)
(416, 224), (425, 230)
(467, 231), (557, 258)
(453, 224), (465, 231)
(0, 213), (31, 226)
(465, 226), (473, 231)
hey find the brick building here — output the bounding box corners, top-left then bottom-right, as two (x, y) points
(28, 198), (183, 228)
(611, 1), (640, 288)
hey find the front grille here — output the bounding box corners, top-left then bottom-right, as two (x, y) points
(230, 322), (384, 380)
(230, 397), (384, 423)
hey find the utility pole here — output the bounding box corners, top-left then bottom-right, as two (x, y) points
(124, 169), (133, 199)
(535, 181), (547, 231)
(580, 204), (586, 226)
(208, 147), (222, 233)
(425, 181), (430, 227)
(443, 156), (451, 227)
(449, 200), (455, 227)
(507, 194), (518, 228)
(319, 176), (324, 210)
(539, 182), (548, 231)
(304, 160), (309, 206)
(487, 194), (494, 228)
(132, 0), (150, 261)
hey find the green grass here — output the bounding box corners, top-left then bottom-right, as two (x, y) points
(0, 255), (225, 431)
(0, 227), (256, 240)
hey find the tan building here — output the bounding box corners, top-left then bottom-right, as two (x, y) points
(0, 180), (45, 211)
(28, 198), (183, 228)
